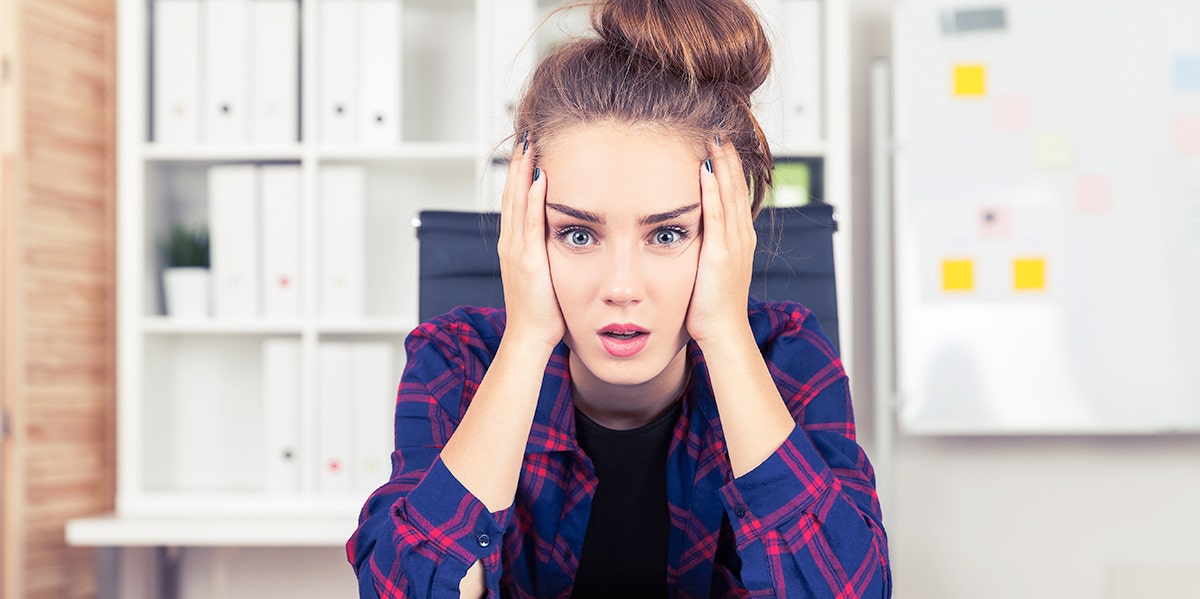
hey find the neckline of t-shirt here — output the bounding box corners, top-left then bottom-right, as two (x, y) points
(574, 398), (684, 439)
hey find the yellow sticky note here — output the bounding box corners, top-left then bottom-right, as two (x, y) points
(954, 64), (987, 97)
(942, 259), (975, 292)
(1014, 258), (1046, 291)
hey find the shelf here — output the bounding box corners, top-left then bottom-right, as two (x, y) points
(143, 144), (304, 162)
(142, 317), (304, 335)
(771, 141), (829, 159)
(317, 319), (418, 336)
(317, 142), (481, 162)
(66, 513), (359, 548)
(140, 318), (418, 336)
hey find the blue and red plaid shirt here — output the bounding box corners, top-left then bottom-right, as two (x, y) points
(347, 298), (891, 597)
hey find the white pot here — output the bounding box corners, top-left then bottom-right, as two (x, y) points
(163, 267), (211, 319)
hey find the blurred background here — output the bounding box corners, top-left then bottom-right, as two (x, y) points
(2, 0), (1199, 597)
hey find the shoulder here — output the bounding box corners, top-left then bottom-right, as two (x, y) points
(746, 297), (827, 345)
(746, 297), (842, 376)
(406, 306), (507, 365)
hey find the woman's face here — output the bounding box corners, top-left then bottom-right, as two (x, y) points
(540, 122), (704, 389)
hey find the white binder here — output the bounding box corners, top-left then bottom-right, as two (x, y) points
(351, 343), (396, 495)
(780, 0), (822, 146)
(203, 0), (250, 144)
(249, 0), (300, 144)
(262, 338), (301, 494)
(319, 0), (360, 144)
(259, 165), (302, 320)
(358, 0), (402, 145)
(318, 165), (365, 319)
(748, 0), (784, 146)
(208, 165), (260, 319)
(488, 0), (537, 143)
(153, 0), (202, 144)
(317, 343), (352, 494)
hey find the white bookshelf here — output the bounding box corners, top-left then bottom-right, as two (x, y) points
(70, 0), (852, 552)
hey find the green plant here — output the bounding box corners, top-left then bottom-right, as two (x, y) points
(160, 224), (210, 268)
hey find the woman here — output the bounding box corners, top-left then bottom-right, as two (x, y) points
(347, 0), (890, 596)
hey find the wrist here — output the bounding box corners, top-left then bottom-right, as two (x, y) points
(497, 329), (560, 360)
(692, 319), (755, 353)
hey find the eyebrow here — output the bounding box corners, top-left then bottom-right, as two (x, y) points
(545, 202), (700, 226)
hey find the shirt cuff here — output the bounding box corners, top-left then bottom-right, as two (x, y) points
(718, 423), (834, 547)
(392, 456), (509, 567)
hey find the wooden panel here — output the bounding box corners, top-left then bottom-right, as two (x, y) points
(3, 0), (116, 597)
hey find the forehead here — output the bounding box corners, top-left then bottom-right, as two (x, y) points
(539, 122), (703, 218)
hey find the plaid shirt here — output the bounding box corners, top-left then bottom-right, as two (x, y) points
(347, 298), (891, 598)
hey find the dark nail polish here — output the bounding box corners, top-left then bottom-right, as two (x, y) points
(533, 167), (541, 181)
(704, 159), (713, 174)
(523, 138), (530, 155)
(519, 130), (528, 145)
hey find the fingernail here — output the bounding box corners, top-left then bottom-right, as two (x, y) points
(533, 167), (541, 181)
(519, 130), (528, 145)
(704, 159), (713, 174)
(523, 137), (530, 155)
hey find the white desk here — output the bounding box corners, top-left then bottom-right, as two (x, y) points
(66, 514), (358, 599)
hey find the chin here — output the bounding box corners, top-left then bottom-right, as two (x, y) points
(565, 331), (688, 388)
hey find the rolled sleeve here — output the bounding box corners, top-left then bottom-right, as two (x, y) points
(717, 422), (834, 548)
(390, 457), (509, 596)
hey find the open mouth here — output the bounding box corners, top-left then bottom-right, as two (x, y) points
(598, 324), (650, 357)
(603, 331), (645, 341)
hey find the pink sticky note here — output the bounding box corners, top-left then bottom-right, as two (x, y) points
(1177, 115), (1200, 154)
(994, 94), (1031, 132)
(1075, 175), (1113, 214)
(978, 204), (1013, 239)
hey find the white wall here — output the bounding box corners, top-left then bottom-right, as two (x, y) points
(157, 2), (1200, 597)
(846, 1), (1200, 597)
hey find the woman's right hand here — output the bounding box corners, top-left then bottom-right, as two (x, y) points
(497, 132), (564, 348)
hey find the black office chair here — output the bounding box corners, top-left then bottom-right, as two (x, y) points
(415, 203), (840, 353)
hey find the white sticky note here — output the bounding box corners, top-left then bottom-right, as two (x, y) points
(1031, 134), (1075, 170)
(1175, 115), (1200, 154)
(993, 94), (1031, 132)
(1074, 175), (1113, 214)
(978, 204), (1013, 240)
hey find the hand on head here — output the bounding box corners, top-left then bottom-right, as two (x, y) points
(686, 137), (756, 345)
(497, 132), (566, 349)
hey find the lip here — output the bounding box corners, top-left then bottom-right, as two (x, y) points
(598, 323), (650, 358)
(599, 323), (649, 334)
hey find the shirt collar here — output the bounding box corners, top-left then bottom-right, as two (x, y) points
(524, 340), (722, 455)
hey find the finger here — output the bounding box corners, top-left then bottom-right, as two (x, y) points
(507, 132), (536, 247)
(713, 139), (750, 232)
(525, 164), (547, 243)
(500, 131), (527, 243)
(700, 152), (724, 247)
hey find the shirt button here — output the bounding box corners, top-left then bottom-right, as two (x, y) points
(734, 506), (747, 518)
(477, 533), (491, 548)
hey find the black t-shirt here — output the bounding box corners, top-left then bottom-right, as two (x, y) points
(570, 400), (682, 598)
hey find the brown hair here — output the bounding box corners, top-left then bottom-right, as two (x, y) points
(515, 0), (775, 216)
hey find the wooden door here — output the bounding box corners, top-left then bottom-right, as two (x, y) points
(1, 0), (117, 596)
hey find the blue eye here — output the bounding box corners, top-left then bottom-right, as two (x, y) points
(652, 226), (689, 247)
(555, 226), (593, 248)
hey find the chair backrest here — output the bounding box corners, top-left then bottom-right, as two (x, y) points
(416, 203), (840, 353)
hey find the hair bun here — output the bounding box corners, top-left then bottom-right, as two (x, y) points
(591, 0), (772, 93)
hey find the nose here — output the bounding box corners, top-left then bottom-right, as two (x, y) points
(602, 244), (645, 307)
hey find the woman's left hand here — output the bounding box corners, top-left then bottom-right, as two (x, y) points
(686, 137), (757, 346)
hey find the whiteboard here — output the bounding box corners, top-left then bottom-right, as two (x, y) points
(892, 0), (1200, 434)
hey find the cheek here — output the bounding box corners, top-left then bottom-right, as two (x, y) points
(648, 250), (699, 313)
(546, 248), (588, 314)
